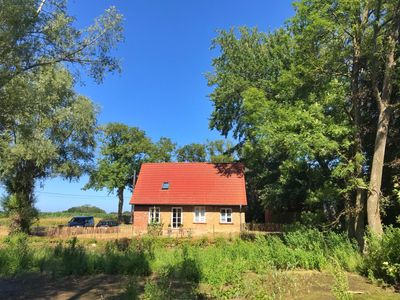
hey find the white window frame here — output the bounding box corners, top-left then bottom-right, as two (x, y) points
(220, 208), (233, 223)
(148, 207), (160, 224)
(171, 207), (183, 229)
(193, 206), (206, 223)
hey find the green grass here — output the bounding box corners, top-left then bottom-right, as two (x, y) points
(0, 229), (399, 299)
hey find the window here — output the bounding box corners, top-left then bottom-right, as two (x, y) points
(149, 207), (160, 224)
(161, 182), (170, 190)
(220, 208), (232, 223)
(194, 207), (206, 223)
(171, 207), (183, 228)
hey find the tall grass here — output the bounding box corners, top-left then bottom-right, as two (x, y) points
(0, 228), (377, 298)
(0, 229), (361, 277)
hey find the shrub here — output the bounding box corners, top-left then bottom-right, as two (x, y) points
(147, 222), (163, 236)
(0, 233), (32, 276)
(364, 226), (400, 286)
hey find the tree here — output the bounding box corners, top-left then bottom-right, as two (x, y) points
(0, 65), (98, 233)
(150, 137), (177, 162)
(208, 0), (400, 241)
(291, 0), (400, 237)
(0, 0), (123, 147)
(205, 140), (235, 163)
(84, 123), (153, 223)
(0, 0), (123, 233)
(65, 205), (106, 214)
(0, 0), (123, 88)
(208, 27), (351, 228)
(365, 1), (400, 235)
(176, 140), (234, 163)
(176, 143), (207, 162)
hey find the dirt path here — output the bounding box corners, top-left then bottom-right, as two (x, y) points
(0, 271), (398, 300)
(0, 274), (130, 300)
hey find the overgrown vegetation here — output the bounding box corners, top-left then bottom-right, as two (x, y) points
(0, 229), (363, 297)
(1, 228), (400, 298)
(364, 227), (400, 288)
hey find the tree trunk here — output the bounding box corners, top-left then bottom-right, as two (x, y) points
(4, 162), (38, 234)
(367, 107), (391, 235)
(366, 4), (399, 235)
(117, 187), (124, 224)
(349, 22), (366, 244)
(354, 188), (366, 249)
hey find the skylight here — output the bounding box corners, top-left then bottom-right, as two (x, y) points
(161, 182), (170, 190)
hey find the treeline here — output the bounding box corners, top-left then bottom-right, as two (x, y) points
(65, 205), (106, 214)
(207, 0), (400, 247)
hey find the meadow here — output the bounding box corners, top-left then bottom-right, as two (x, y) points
(0, 228), (399, 299)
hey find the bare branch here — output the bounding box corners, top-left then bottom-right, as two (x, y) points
(36, 0), (46, 16)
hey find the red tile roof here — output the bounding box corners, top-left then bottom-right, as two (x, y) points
(130, 162), (247, 206)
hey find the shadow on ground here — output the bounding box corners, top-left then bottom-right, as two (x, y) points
(0, 274), (130, 299)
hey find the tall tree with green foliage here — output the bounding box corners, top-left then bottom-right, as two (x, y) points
(150, 137), (177, 162)
(208, 27), (351, 227)
(0, 0), (123, 88)
(290, 0), (400, 237)
(176, 140), (235, 163)
(0, 0), (123, 233)
(84, 123), (153, 223)
(176, 143), (207, 162)
(208, 0), (400, 241)
(0, 65), (98, 233)
(206, 139), (236, 163)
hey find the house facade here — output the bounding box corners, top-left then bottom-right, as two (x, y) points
(130, 162), (247, 235)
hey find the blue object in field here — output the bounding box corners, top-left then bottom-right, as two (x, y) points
(68, 216), (94, 227)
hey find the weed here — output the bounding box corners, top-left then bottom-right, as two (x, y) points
(331, 260), (352, 300)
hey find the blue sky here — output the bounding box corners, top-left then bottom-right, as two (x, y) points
(22, 0), (294, 213)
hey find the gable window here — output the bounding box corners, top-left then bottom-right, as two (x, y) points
(194, 206), (206, 223)
(149, 207), (160, 224)
(220, 208), (232, 223)
(161, 182), (170, 190)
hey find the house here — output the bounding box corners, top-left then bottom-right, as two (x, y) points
(130, 162), (247, 235)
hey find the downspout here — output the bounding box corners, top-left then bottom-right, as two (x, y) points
(239, 204), (242, 232)
(131, 169), (136, 224)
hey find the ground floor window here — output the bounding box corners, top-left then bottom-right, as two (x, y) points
(220, 208), (232, 223)
(148, 207), (160, 224)
(194, 206), (206, 223)
(171, 207), (183, 228)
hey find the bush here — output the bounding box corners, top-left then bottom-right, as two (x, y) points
(0, 233), (32, 276)
(364, 226), (400, 286)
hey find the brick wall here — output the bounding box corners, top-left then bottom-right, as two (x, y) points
(133, 205), (245, 235)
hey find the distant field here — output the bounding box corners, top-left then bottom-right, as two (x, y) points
(0, 214), (133, 239)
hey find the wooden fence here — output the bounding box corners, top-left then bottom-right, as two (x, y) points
(30, 225), (135, 239)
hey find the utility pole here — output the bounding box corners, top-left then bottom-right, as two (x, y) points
(130, 169), (136, 224)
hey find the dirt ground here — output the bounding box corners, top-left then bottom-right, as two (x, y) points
(0, 271), (399, 300)
(0, 274), (132, 300)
